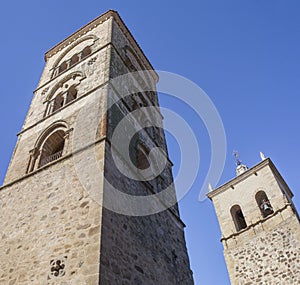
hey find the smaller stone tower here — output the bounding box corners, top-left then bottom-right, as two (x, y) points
(208, 153), (300, 284)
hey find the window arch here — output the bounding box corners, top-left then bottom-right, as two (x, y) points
(66, 85), (78, 104)
(59, 61), (68, 73)
(123, 45), (157, 88)
(51, 35), (97, 78)
(53, 35), (97, 68)
(48, 85), (78, 115)
(52, 93), (64, 113)
(255, 191), (274, 218)
(39, 130), (65, 168)
(70, 54), (79, 67)
(230, 205), (247, 232)
(45, 72), (84, 117)
(52, 44), (94, 78)
(131, 92), (152, 127)
(27, 122), (69, 173)
(82, 46), (92, 58)
(137, 144), (150, 170)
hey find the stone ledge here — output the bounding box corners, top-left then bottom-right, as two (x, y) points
(19, 81), (110, 136)
(207, 158), (293, 200)
(220, 203), (294, 243)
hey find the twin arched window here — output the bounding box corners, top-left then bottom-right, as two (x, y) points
(230, 191), (274, 232)
(51, 85), (78, 114)
(46, 85), (78, 116)
(53, 46), (92, 78)
(45, 72), (84, 117)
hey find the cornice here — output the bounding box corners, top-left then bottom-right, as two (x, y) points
(19, 81), (110, 136)
(0, 137), (184, 228)
(207, 158), (294, 199)
(44, 10), (114, 60)
(221, 203), (293, 243)
(44, 10), (158, 81)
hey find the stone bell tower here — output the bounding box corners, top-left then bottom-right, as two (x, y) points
(0, 10), (194, 284)
(208, 153), (300, 284)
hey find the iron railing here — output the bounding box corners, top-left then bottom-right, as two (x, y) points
(40, 150), (63, 167)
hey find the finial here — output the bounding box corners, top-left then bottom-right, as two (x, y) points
(233, 150), (242, 166)
(208, 183), (214, 192)
(260, 151), (266, 161)
(233, 150), (248, 176)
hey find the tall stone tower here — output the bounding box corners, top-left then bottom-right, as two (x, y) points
(0, 10), (194, 284)
(208, 154), (300, 284)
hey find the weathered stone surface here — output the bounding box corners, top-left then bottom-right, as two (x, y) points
(225, 220), (300, 284)
(0, 10), (193, 285)
(0, 154), (103, 284)
(208, 159), (300, 285)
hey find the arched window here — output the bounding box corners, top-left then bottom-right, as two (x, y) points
(230, 205), (247, 232)
(51, 35), (97, 79)
(59, 61), (68, 73)
(27, 123), (69, 173)
(132, 101), (138, 111)
(131, 93), (149, 125)
(66, 86), (77, 104)
(38, 130), (65, 168)
(47, 86), (78, 115)
(53, 93), (64, 113)
(70, 54), (79, 66)
(256, 191), (274, 218)
(53, 45), (93, 78)
(137, 144), (150, 170)
(45, 72), (84, 117)
(82, 46), (92, 58)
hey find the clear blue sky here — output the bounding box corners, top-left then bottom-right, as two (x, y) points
(1, 1), (300, 284)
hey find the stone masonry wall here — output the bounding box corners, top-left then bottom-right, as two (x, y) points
(5, 29), (111, 184)
(210, 159), (300, 285)
(0, 142), (105, 285)
(95, 15), (193, 284)
(224, 216), (300, 285)
(0, 11), (194, 285)
(99, 143), (194, 284)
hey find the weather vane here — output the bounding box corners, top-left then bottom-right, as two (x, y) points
(233, 150), (242, 166)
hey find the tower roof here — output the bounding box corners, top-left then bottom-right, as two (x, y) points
(207, 157), (294, 200)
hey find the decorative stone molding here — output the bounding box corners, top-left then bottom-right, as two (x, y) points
(44, 10), (158, 81)
(87, 56), (97, 66)
(52, 35), (98, 70)
(41, 87), (49, 96)
(45, 71), (85, 102)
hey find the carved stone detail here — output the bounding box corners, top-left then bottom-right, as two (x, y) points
(49, 256), (67, 279)
(87, 56), (97, 66)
